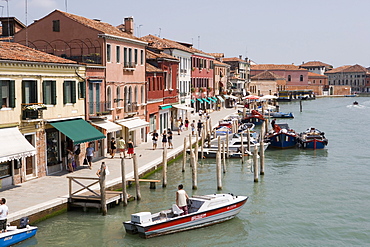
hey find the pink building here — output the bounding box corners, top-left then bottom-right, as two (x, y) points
(14, 10), (149, 156)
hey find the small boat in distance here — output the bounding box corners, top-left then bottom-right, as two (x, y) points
(298, 127), (328, 149)
(353, 101), (359, 105)
(267, 112), (294, 118)
(0, 217), (37, 247)
(123, 193), (248, 238)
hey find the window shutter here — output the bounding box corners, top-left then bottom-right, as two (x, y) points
(71, 81), (77, 104)
(22, 81), (26, 104)
(79, 81), (86, 99)
(42, 81), (47, 104)
(51, 81), (57, 105)
(63, 81), (67, 104)
(30, 81), (37, 103)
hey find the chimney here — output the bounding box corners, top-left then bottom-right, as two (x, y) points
(124, 17), (134, 35)
(239, 55), (242, 60)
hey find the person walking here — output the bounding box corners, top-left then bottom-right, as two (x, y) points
(110, 137), (117, 158)
(126, 139), (134, 158)
(117, 137), (126, 158)
(152, 130), (159, 150)
(73, 144), (81, 168)
(197, 120), (203, 137)
(167, 128), (173, 149)
(177, 117), (183, 135)
(176, 184), (189, 216)
(0, 198), (9, 233)
(191, 120), (196, 136)
(162, 130), (168, 148)
(184, 117), (189, 130)
(67, 149), (74, 172)
(85, 143), (94, 169)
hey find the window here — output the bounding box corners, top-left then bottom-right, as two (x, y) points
(124, 47), (128, 65)
(0, 161), (11, 178)
(0, 80), (15, 108)
(141, 85), (145, 103)
(300, 75), (303, 81)
(140, 50), (144, 65)
(288, 75), (291, 82)
(116, 87), (121, 107)
(134, 49), (138, 65)
(22, 80), (38, 104)
(116, 46), (120, 63)
(63, 81), (76, 104)
(52, 20), (60, 32)
(148, 78), (151, 91)
(107, 44), (111, 63)
(128, 48), (132, 64)
(43, 80), (56, 105)
(78, 81), (86, 99)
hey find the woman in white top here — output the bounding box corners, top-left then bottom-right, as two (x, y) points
(176, 184), (189, 215)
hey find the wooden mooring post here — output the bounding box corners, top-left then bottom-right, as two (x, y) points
(121, 158), (127, 206)
(222, 141), (226, 173)
(216, 151), (222, 190)
(99, 162), (107, 215)
(260, 121), (265, 175)
(133, 153), (141, 200)
(253, 149), (259, 182)
(162, 146), (168, 187)
(182, 137), (187, 172)
(191, 150), (197, 190)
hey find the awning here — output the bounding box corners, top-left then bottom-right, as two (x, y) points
(202, 98), (211, 104)
(191, 99), (195, 103)
(91, 120), (122, 133)
(0, 127), (36, 163)
(224, 95), (239, 100)
(197, 98), (204, 103)
(173, 104), (195, 111)
(160, 105), (172, 110)
(50, 119), (106, 144)
(117, 118), (149, 131)
(208, 97), (217, 102)
(217, 96), (225, 102)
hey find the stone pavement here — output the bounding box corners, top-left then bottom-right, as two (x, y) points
(1, 107), (237, 223)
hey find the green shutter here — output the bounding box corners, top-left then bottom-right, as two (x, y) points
(51, 81), (57, 105)
(43, 81), (47, 104)
(71, 81), (76, 104)
(22, 81), (26, 104)
(63, 81), (67, 104)
(79, 81), (86, 99)
(30, 81), (37, 103)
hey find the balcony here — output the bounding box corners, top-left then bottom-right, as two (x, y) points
(88, 101), (113, 116)
(123, 62), (136, 71)
(22, 103), (46, 120)
(125, 102), (138, 113)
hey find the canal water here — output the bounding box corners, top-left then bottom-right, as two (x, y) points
(19, 97), (370, 246)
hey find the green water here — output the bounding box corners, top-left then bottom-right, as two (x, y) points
(19, 97), (370, 246)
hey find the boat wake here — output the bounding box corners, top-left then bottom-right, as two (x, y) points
(347, 104), (365, 109)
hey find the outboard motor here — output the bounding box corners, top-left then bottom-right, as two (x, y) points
(19, 217), (29, 228)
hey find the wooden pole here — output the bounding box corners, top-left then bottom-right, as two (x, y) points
(240, 131), (244, 163)
(226, 130), (230, 158)
(253, 149), (259, 182)
(182, 137), (187, 172)
(162, 146), (168, 187)
(218, 136), (221, 153)
(99, 163), (107, 215)
(133, 153), (141, 200)
(121, 158), (127, 206)
(300, 100), (302, 112)
(195, 132), (199, 164)
(260, 121), (265, 175)
(222, 141), (226, 173)
(243, 105), (246, 118)
(201, 128), (204, 159)
(191, 150), (197, 190)
(247, 128), (251, 152)
(216, 151), (222, 190)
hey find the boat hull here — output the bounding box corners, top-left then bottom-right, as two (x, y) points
(124, 196), (248, 238)
(0, 227), (37, 247)
(268, 133), (298, 149)
(300, 139), (327, 149)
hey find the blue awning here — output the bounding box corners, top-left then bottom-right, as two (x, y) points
(197, 98), (204, 103)
(191, 99), (195, 103)
(202, 98), (211, 104)
(208, 97), (217, 102)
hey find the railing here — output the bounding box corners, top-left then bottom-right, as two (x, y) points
(88, 101), (112, 116)
(124, 62), (136, 68)
(64, 54), (102, 65)
(125, 102), (138, 113)
(21, 103), (46, 120)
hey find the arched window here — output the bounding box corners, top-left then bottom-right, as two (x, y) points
(107, 86), (112, 109)
(116, 86), (121, 107)
(128, 86), (132, 104)
(300, 75), (303, 81)
(134, 86), (138, 103)
(141, 85), (145, 103)
(288, 75), (291, 81)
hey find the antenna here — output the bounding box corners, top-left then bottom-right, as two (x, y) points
(65, 0), (68, 12)
(25, 0), (28, 46)
(2, 0), (10, 39)
(158, 28), (161, 37)
(138, 24), (143, 37)
(198, 35), (200, 49)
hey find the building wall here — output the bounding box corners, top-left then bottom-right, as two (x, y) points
(251, 69), (309, 86)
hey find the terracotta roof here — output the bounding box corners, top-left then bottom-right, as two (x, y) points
(146, 49), (178, 61)
(214, 60), (230, 67)
(146, 63), (163, 73)
(251, 70), (282, 80)
(308, 72), (327, 78)
(141, 35), (193, 53)
(251, 64), (306, 71)
(208, 53), (224, 58)
(325, 64), (367, 74)
(223, 57), (246, 63)
(300, 61), (332, 68)
(41, 10), (143, 42)
(0, 41), (77, 64)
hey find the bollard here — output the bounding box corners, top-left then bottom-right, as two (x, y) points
(162, 146), (168, 187)
(121, 158), (127, 206)
(253, 149), (259, 182)
(133, 153), (141, 200)
(216, 151), (222, 190)
(222, 141), (226, 173)
(182, 137), (187, 172)
(191, 150), (197, 190)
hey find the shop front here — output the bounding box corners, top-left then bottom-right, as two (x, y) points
(46, 118), (106, 174)
(116, 117), (149, 146)
(91, 119), (122, 157)
(0, 127), (36, 189)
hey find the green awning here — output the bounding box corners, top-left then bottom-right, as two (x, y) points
(50, 119), (106, 144)
(208, 97), (217, 102)
(160, 105), (172, 110)
(191, 99), (195, 103)
(197, 98), (204, 103)
(202, 98), (211, 104)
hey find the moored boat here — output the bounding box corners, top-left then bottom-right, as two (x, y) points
(123, 193), (248, 238)
(298, 127), (328, 149)
(242, 110), (266, 125)
(266, 123), (298, 149)
(268, 112), (294, 118)
(0, 225), (38, 247)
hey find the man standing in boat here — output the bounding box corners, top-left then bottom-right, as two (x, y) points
(176, 184), (189, 215)
(0, 198), (8, 233)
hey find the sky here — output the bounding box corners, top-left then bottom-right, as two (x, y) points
(2, 0), (370, 68)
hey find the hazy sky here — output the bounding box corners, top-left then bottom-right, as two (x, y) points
(3, 0), (370, 67)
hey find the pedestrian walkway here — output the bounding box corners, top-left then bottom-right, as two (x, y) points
(2, 108), (236, 223)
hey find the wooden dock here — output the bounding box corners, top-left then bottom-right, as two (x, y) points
(69, 190), (124, 211)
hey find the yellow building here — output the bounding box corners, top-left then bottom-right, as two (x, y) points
(0, 42), (105, 188)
